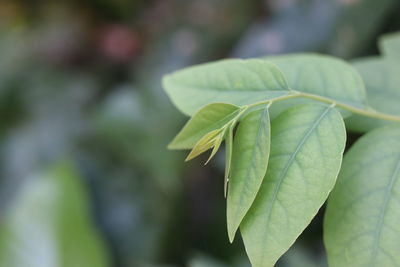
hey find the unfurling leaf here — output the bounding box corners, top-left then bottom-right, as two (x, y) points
(185, 128), (225, 162)
(204, 128), (225, 165)
(169, 103), (240, 150)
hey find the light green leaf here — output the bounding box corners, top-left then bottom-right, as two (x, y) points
(379, 31), (400, 60)
(163, 59), (290, 116)
(324, 125), (400, 267)
(204, 129), (225, 165)
(224, 124), (234, 198)
(169, 103), (240, 149)
(266, 53), (369, 111)
(346, 32), (400, 132)
(185, 128), (225, 162)
(346, 57), (400, 132)
(0, 162), (109, 267)
(240, 104), (346, 267)
(227, 107), (271, 242)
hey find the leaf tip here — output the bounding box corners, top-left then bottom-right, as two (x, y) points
(161, 73), (172, 86)
(223, 177), (229, 198)
(204, 145), (219, 165)
(167, 139), (185, 150)
(227, 217), (238, 243)
(166, 142), (175, 150)
(228, 230), (236, 243)
(184, 154), (193, 162)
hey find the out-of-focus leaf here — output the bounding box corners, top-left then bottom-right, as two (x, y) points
(163, 59), (290, 116)
(233, 0), (398, 59)
(346, 31), (400, 132)
(346, 58), (400, 132)
(280, 243), (325, 267)
(0, 162), (110, 267)
(232, 0), (337, 58)
(188, 253), (227, 267)
(325, 125), (400, 266)
(327, 0), (397, 58)
(380, 32), (400, 60)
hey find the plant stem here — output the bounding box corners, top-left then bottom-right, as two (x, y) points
(246, 91), (400, 123)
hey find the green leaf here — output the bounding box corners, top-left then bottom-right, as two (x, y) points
(204, 128), (225, 165)
(0, 162), (109, 267)
(324, 125), (400, 267)
(346, 33), (400, 132)
(224, 123), (234, 198)
(240, 104), (346, 267)
(169, 103), (240, 149)
(266, 53), (369, 110)
(346, 58), (400, 132)
(227, 107), (271, 242)
(185, 128), (225, 162)
(379, 32), (400, 60)
(163, 59), (290, 116)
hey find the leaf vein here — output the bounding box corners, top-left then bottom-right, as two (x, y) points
(370, 155), (400, 266)
(258, 105), (332, 264)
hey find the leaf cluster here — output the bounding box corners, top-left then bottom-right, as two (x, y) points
(164, 33), (400, 267)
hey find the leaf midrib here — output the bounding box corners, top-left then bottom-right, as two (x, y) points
(370, 155), (400, 266)
(258, 105), (332, 265)
(232, 107), (269, 239)
(170, 84), (288, 93)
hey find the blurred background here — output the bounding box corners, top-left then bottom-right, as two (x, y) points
(0, 0), (399, 266)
